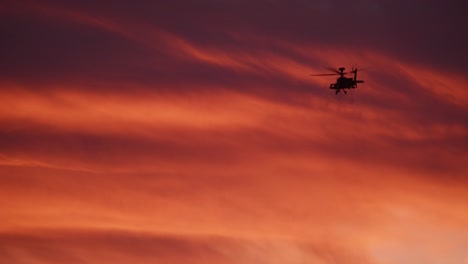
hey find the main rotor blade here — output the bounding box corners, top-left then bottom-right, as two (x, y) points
(356, 67), (371, 72)
(325, 67), (341, 74)
(310, 73), (339, 76)
(351, 67), (371, 72)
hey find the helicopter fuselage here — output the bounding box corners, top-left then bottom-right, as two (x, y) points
(329, 73), (364, 94)
(329, 77), (363, 90)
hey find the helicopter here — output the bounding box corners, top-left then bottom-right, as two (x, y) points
(310, 67), (364, 94)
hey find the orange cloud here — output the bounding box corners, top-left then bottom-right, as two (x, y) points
(1, 2), (467, 264)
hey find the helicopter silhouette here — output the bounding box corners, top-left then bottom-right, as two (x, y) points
(310, 67), (364, 94)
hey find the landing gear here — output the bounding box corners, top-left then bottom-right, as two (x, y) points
(335, 89), (347, 95)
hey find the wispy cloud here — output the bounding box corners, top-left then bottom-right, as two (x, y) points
(1, 1), (467, 264)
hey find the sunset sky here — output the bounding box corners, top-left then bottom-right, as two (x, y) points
(1, 1), (467, 263)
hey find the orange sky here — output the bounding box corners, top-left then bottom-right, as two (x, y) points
(1, 1), (467, 263)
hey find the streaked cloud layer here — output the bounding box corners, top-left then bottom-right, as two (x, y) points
(1, 1), (467, 263)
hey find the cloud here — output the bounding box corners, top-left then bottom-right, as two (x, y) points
(0, 1), (467, 264)
(0, 229), (380, 264)
(0, 77), (466, 178)
(11, 0), (465, 70)
(3, 0), (467, 88)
